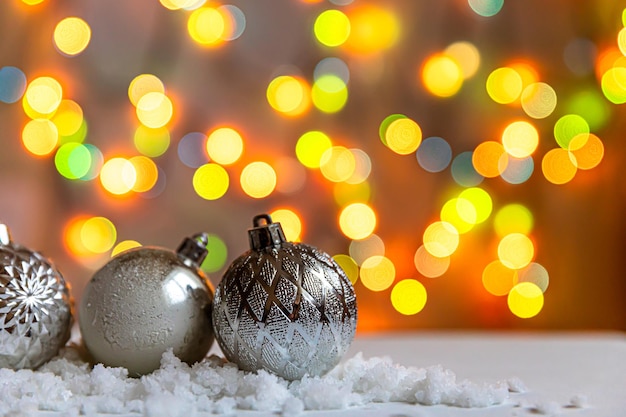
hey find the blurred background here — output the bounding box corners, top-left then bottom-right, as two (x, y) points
(1, 0), (625, 332)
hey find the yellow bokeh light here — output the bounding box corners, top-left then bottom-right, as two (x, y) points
(618, 27), (626, 57)
(458, 187), (492, 224)
(314, 9), (351, 47)
(51, 99), (84, 137)
(385, 117), (422, 155)
(111, 240), (142, 257)
(345, 148), (372, 184)
(360, 255), (395, 292)
(333, 254), (359, 285)
(270, 208), (302, 242)
(508, 282), (544, 319)
(22, 119), (59, 156)
(444, 41), (481, 79)
(344, 5), (400, 55)
(349, 233), (384, 266)
(553, 114), (589, 150)
(311, 74), (348, 113)
(266, 75), (310, 116)
(542, 148), (577, 185)
(486, 67), (523, 104)
(440, 198), (475, 234)
(494, 203), (534, 238)
(568, 133), (604, 170)
(423, 221), (459, 258)
(501, 120), (539, 158)
(133, 126), (170, 157)
(472, 141), (508, 178)
(521, 82), (557, 119)
(391, 279), (427, 315)
(128, 74), (165, 107)
(22, 0), (45, 5)
(187, 6), (226, 46)
(193, 163), (229, 200)
(81, 217), (117, 254)
(24, 76), (63, 116)
(333, 181), (371, 207)
(482, 260), (518, 296)
(320, 146), (356, 182)
(295, 130), (332, 169)
(207, 127), (244, 165)
(53, 17), (91, 56)
(240, 161), (277, 199)
(414, 245), (450, 278)
(518, 262), (549, 293)
(136, 92), (173, 128)
(129, 156), (159, 193)
(63, 217), (91, 258)
(100, 157), (137, 195)
(600, 67), (626, 104)
(339, 202), (377, 240)
(498, 233), (534, 270)
(421, 54), (463, 98)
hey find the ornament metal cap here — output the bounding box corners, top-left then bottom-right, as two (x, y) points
(0, 224), (11, 246)
(248, 214), (287, 251)
(176, 232), (210, 266)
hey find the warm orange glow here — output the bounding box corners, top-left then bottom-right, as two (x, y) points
(343, 5), (400, 56)
(472, 141), (507, 178)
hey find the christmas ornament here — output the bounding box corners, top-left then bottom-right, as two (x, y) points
(79, 233), (215, 376)
(0, 224), (73, 370)
(212, 214), (357, 381)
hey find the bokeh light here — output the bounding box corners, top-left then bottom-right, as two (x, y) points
(500, 155), (534, 184)
(541, 148), (577, 185)
(501, 121), (539, 158)
(468, 0), (504, 17)
(51, 100), (84, 137)
(494, 203), (534, 237)
(111, 240), (142, 257)
(416, 136), (452, 173)
(486, 67), (523, 104)
(472, 141), (507, 178)
(333, 254), (359, 285)
(55, 143), (92, 180)
(206, 127), (244, 165)
(568, 133), (604, 170)
(339, 202), (377, 240)
(423, 221), (459, 258)
(128, 74), (165, 107)
(187, 6), (226, 46)
(458, 187), (492, 224)
(482, 260), (517, 296)
(270, 208), (302, 242)
(24, 76), (63, 117)
(296, 130), (332, 169)
(266, 75), (310, 116)
(349, 233), (384, 265)
(517, 262), (549, 293)
(178, 132), (209, 168)
(345, 148), (372, 184)
(444, 41), (480, 79)
(320, 146), (356, 182)
(134, 126), (170, 157)
(440, 198), (475, 234)
(193, 163), (229, 200)
(391, 279), (427, 315)
(218, 5), (246, 41)
(451, 151), (484, 187)
(601, 67), (626, 104)
(421, 54), (463, 98)
(136, 92), (173, 128)
(311, 74), (348, 113)
(314, 57), (350, 84)
(344, 4), (399, 55)
(53, 17), (91, 56)
(385, 117), (422, 155)
(100, 157), (136, 195)
(333, 181), (371, 206)
(314, 9), (351, 47)
(22, 119), (58, 157)
(240, 161), (276, 198)
(129, 156), (159, 193)
(498, 233), (534, 270)
(521, 82), (557, 119)
(201, 234), (228, 273)
(379, 114), (406, 146)
(81, 216), (117, 254)
(360, 255), (395, 292)
(508, 282), (544, 318)
(553, 114), (589, 150)
(0, 66), (27, 104)
(414, 245), (450, 278)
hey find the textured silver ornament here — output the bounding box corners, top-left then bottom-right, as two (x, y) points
(0, 224), (73, 370)
(78, 234), (215, 376)
(212, 214), (357, 381)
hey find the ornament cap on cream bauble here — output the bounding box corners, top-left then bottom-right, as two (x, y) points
(79, 233), (215, 377)
(0, 223), (73, 370)
(212, 214), (358, 380)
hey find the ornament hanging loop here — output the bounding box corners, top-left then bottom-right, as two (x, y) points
(176, 232), (210, 266)
(249, 214), (286, 251)
(0, 224), (11, 246)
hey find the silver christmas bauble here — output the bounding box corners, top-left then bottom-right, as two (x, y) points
(212, 214), (358, 381)
(79, 234), (215, 376)
(0, 224), (73, 370)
